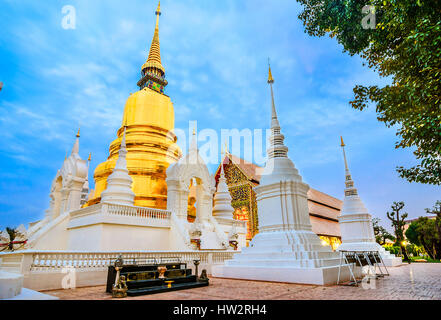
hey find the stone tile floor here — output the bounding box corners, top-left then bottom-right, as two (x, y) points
(42, 263), (441, 300)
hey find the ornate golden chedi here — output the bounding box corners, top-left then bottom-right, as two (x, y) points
(87, 2), (181, 209)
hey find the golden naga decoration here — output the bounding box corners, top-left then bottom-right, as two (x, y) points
(87, 1), (182, 209)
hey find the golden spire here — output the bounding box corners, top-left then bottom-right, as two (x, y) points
(156, 1), (161, 16)
(268, 58), (274, 84)
(88, 152), (92, 162)
(76, 128), (80, 138)
(340, 136), (345, 147)
(340, 136), (349, 173)
(142, 1), (165, 76)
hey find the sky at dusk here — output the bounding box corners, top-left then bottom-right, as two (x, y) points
(0, 0), (439, 231)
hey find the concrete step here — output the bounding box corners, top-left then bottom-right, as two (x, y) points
(233, 251), (337, 261)
(226, 257), (342, 268)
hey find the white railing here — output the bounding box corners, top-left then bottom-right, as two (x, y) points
(0, 250), (236, 272)
(106, 204), (171, 220)
(208, 215), (229, 248)
(29, 251), (236, 271)
(170, 213), (192, 248)
(70, 203), (171, 221)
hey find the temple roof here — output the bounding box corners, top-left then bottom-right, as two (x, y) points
(215, 153), (262, 185)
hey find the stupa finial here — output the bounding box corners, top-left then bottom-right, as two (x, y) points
(340, 138), (358, 197)
(141, 2), (164, 76)
(340, 136), (349, 173)
(71, 128), (80, 155)
(156, 1), (161, 16)
(268, 58), (274, 84)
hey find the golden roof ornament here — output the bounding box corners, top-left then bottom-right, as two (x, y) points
(88, 152), (92, 162)
(340, 136), (345, 147)
(268, 58), (274, 84)
(224, 142), (230, 155)
(156, 1), (161, 15)
(76, 128), (80, 138)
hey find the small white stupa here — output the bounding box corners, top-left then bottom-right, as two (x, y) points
(337, 138), (402, 266)
(212, 64), (351, 285)
(212, 146), (234, 219)
(101, 127), (135, 206)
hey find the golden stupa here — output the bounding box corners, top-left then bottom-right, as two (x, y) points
(87, 2), (182, 209)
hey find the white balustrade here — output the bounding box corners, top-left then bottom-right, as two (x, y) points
(8, 250), (236, 272)
(106, 204), (171, 220)
(70, 203), (171, 221)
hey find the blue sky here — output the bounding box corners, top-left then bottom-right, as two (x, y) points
(0, 0), (439, 231)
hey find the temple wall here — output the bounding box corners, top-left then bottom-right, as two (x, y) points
(68, 224), (170, 251)
(30, 214), (70, 251)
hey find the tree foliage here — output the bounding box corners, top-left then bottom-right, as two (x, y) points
(386, 201), (409, 260)
(5, 227), (18, 251)
(296, 0), (441, 184)
(405, 217), (440, 259)
(372, 217), (395, 245)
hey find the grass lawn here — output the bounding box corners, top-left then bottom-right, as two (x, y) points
(410, 256), (441, 263)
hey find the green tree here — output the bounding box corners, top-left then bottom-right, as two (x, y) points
(386, 202), (409, 260)
(405, 217), (440, 259)
(296, 0), (441, 185)
(5, 227), (18, 251)
(372, 217), (395, 245)
(425, 200), (441, 257)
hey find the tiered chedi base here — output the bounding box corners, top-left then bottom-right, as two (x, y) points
(338, 241), (402, 267)
(337, 192), (402, 267)
(337, 209), (402, 267)
(212, 230), (353, 285)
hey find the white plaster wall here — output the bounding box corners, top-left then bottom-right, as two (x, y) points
(30, 214), (70, 250)
(67, 224), (103, 251)
(101, 225), (170, 251)
(68, 224), (170, 251)
(169, 226), (191, 251)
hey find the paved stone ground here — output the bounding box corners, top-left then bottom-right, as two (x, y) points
(42, 263), (441, 300)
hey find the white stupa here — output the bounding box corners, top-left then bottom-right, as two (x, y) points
(101, 127), (135, 206)
(212, 64), (351, 285)
(212, 147), (234, 219)
(337, 137), (402, 267)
